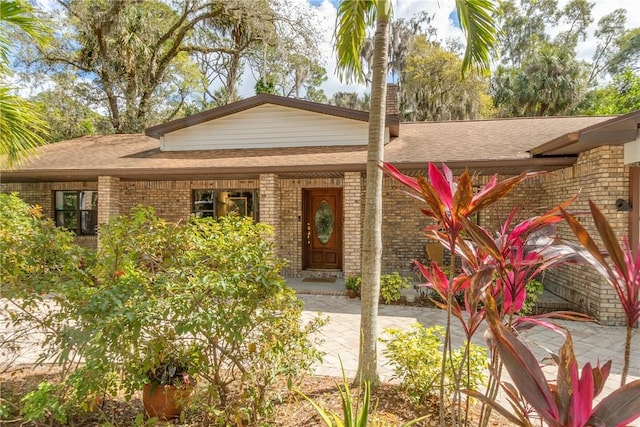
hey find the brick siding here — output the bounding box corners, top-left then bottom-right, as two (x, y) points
(1, 146), (632, 323)
(343, 172), (363, 276)
(537, 146), (629, 325)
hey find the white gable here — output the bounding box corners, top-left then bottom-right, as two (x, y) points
(161, 104), (371, 151)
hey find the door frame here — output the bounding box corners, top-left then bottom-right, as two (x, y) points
(302, 188), (343, 270)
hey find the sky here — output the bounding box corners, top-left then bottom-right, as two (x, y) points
(234, 0), (640, 98)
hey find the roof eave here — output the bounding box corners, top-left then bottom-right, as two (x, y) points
(390, 156), (577, 175)
(530, 111), (640, 156)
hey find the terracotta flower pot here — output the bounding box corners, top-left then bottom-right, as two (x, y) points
(142, 383), (192, 420)
(347, 289), (357, 298)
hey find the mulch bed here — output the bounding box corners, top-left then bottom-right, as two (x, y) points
(0, 365), (513, 426)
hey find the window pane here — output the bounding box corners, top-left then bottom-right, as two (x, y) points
(193, 190), (215, 217)
(226, 191), (255, 219)
(56, 191), (78, 210)
(61, 210), (77, 231)
(80, 210), (97, 235)
(79, 191), (98, 210)
(315, 200), (334, 244)
(193, 190), (258, 220)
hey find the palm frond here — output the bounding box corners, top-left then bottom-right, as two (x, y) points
(456, 0), (496, 75)
(334, 0), (377, 84)
(0, 87), (48, 168)
(0, 0), (50, 69)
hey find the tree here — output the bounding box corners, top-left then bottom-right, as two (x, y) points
(30, 74), (112, 142)
(589, 9), (640, 85)
(492, 43), (587, 116)
(490, 0), (592, 116)
(577, 68), (640, 115)
(335, 0), (391, 388)
(334, 0), (496, 390)
(254, 76), (276, 94)
(493, 0), (591, 67)
(0, 0), (49, 167)
(245, 0), (326, 104)
(188, 0), (279, 109)
(402, 37), (489, 121)
(254, 51), (327, 102)
(23, 0), (299, 132)
(328, 91), (370, 111)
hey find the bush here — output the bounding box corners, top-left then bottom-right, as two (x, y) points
(518, 278), (544, 315)
(1, 199), (324, 425)
(381, 323), (486, 404)
(0, 193), (93, 380)
(345, 274), (362, 292)
(0, 193), (90, 296)
(69, 208), (324, 424)
(20, 382), (68, 424)
(380, 272), (411, 304)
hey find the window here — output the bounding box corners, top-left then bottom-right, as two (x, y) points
(193, 190), (258, 220)
(55, 191), (98, 235)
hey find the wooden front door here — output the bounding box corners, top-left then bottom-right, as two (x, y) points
(303, 188), (343, 270)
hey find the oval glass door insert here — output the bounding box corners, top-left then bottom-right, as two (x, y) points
(315, 200), (334, 244)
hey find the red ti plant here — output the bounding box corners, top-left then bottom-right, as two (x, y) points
(468, 292), (640, 427)
(562, 200), (640, 386)
(458, 200), (578, 318)
(382, 161), (537, 424)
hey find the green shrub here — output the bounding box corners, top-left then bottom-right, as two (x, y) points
(519, 278), (544, 315)
(69, 208), (324, 424)
(380, 272), (411, 304)
(345, 274), (361, 292)
(20, 382), (68, 424)
(381, 323), (487, 404)
(0, 193), (93, 415)
(0, 193), (90, 296)
(0, 198), (324, 425)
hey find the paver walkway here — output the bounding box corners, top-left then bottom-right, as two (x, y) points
(297, 293), (639, 425)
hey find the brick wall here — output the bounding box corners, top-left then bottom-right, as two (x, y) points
(378, 152), (629, 325)
(386, 84), (399, 116)
(343, 172), (363, 276)
(381, 175), (432, 277)
(3, 148), (631, 324)
(97, 176), (120, 225)
(537, 146), (629, 325)
(259, 174), (278, 243)
(119, 179), (259, 223)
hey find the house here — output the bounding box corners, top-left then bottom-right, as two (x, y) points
(2, 87), (640, 325)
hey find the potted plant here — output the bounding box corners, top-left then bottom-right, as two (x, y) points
(345, 274), (361, 298)
(142, 355), (194, 421)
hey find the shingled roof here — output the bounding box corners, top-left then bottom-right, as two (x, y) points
(2, 99), (638, 182)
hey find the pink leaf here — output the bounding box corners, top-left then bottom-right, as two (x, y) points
(380, 162), (421, 194)
(484, 296), (560, 422)
(569, 362), (594, 427)
(588, 379), (640, 427)
(428, 163), (453, 210)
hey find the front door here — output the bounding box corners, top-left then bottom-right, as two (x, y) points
(303, 188), (343, 270)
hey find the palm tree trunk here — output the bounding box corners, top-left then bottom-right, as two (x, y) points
(355, 0), (390, 386)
